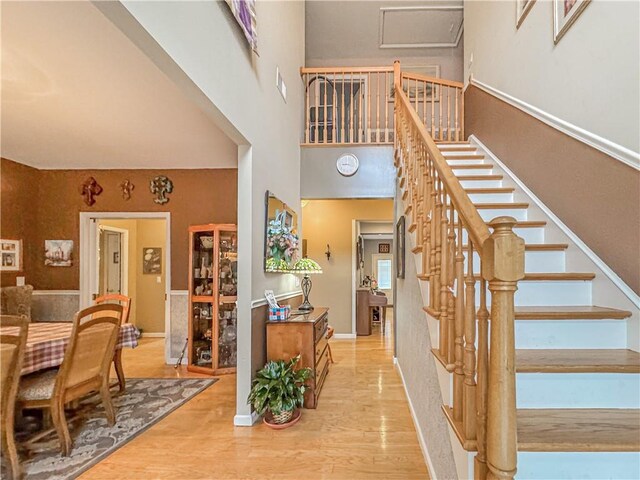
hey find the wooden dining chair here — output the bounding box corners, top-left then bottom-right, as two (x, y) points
(0, 315), (29, 480)
(94, 294), (131, 392)
(17, 304), (123, 456)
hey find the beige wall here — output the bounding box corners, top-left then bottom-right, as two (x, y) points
(301, 199), (394, 334)
(464, 0), (639, 153)
(98, 218), (167, 334)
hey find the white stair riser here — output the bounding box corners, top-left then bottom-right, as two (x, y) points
(517, 452), (640, 480)
(445, 157), (486, 168)
(462, 227), (545, 244)
(475, 280), (592, 306)
(470, 250), (566, 274)
(467, 192), (514, 203)
(451, 167), (495, 176)
(517, 373), (640, 409)
(515, 320), (627, 349)
(441, 151), (480, 157)
(478, 207), (528, 221)
(459, 179), (503, 188)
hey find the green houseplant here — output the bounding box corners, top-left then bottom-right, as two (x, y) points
(247, 355), (312, 426)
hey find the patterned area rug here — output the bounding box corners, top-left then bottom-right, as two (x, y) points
(8, 378), (217, 480)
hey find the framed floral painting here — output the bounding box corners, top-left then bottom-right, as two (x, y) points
(553, 0), (591, 44)
(516, 0), (536, 28)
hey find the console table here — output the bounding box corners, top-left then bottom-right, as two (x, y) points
(266, 307), (330, 409)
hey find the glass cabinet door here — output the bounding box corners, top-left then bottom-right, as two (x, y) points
(190, 302), (214, 369)
(191, 232), (215, 298)
(217, 302), (237, 369)
(218, 230), (237, 299)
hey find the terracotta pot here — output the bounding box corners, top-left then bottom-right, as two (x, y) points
(263, 409), (302, 430)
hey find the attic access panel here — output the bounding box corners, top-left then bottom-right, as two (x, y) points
(379, 6), (463, 49)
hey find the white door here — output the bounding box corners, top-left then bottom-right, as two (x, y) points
(372, 253), (394, 304)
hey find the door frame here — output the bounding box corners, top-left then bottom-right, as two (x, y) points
(99, 224), (129, 296)
(79, 212), (171, 364)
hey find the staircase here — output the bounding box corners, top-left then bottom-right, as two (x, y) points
(401, 136), (640, 479)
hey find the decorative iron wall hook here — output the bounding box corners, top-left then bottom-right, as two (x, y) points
(79, 177), (103, 206)
(120, 180), (135, 200)
(150, 175), (173, 204)
(325, 244), (331, 260)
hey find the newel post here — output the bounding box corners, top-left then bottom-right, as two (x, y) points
(481, 216), (525, 480)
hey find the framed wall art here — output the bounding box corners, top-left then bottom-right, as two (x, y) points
(553, 0), (590, 44)
(0, 239), (22, 271)
(389, 65), (441, 102)
(225, 0), (257, 51)
(143, 248), (162, 274)
(378, 243), (391, 254)
(395, 216), (405, 279)
(45, 240), (73, 267)
(516, 0), (536, 28)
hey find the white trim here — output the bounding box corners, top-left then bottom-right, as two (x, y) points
(141, 333), (165, 338)
(395, 360), (437, 479)
(250, 290), (302, 309)
(333, 333), (357, 339)
(351, 220), (358, 336)
(470, 134), (640, 309)
(79, 212), (173, 364)
(233, 411), (260, 427)
(170, 290), (189, 296)
(32, 290), (80, 296)
(469, 77), (640, 171)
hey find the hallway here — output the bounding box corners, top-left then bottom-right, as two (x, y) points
(83, 314), (429, 479)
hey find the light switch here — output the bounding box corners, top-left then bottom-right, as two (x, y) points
(156, 276), (162, 284)
(16, 276), (25, 286)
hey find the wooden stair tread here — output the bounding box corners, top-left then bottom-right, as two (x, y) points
(517, 409), (640, 452)
(442, 405), (640, 452)
(515, 305), (632, 320)
(457, 174), (503, 181)
(464, 187), (515, 194)
(469, 272), (596, 281)
(516, 349), (640, 373)
(411, 245), (423, 254)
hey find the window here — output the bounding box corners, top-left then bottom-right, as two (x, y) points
(377, 259), (392, 289)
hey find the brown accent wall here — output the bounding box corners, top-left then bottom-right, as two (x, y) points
(465, 85), (640, 293)
(0, 158), (237, 290)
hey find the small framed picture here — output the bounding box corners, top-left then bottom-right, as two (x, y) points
(378, 243), (391, 254)
(143, 247), (162, 274)
(516, 0), (536, 28)
(0, 239), (22, 271)
(553, 0), (590, 44)
(45, 240), (73, 267)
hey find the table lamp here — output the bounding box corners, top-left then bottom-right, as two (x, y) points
(290, 258), (323, 312)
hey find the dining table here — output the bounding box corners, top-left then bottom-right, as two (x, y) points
(0, 321), (139, 376)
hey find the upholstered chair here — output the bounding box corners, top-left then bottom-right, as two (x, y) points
(0, 285), (34, 322)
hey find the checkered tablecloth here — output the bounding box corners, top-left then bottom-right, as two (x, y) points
(0, 322), (139, 375)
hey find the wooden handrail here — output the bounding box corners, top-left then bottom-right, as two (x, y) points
(394, 84), (490, 253)
(394, 61), (524, 480)
(401, 71), (464, 89)
(300, 66), (394, 74)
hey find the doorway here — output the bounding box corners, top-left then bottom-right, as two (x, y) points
(371, 253), (394, 305)
(79, 212), (171, 363)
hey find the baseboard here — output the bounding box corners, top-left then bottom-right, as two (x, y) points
(141, 333), (165, 338)
(469, 78), (640, 171)
(333, 333), (357, 339)
(470, 134), (640, 309)
(167, 356), (187, 366)
(234, 411), (260, 427)
(395, 360), (437, 480)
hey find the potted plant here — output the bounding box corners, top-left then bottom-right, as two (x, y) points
(247, 355), (312, 428)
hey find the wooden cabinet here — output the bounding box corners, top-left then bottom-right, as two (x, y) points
(266, 308), (330, 409)
(187, 224), (237, 375)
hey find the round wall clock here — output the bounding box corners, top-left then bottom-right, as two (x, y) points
(336, 153), (359, 177)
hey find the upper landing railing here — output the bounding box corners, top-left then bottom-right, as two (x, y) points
(300, 62), (464, 146)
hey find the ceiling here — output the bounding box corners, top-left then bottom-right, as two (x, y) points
(1, 1), (237, 169)
(305, 0), (463, 62)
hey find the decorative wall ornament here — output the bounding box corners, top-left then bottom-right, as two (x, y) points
(150, 176), (173, 205)
(79, 177), (103, 206)
(45, 240), (73, 267)
(120, 180), (135, 200)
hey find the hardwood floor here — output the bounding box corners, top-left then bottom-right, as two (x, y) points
(82, 314), (430, 479)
